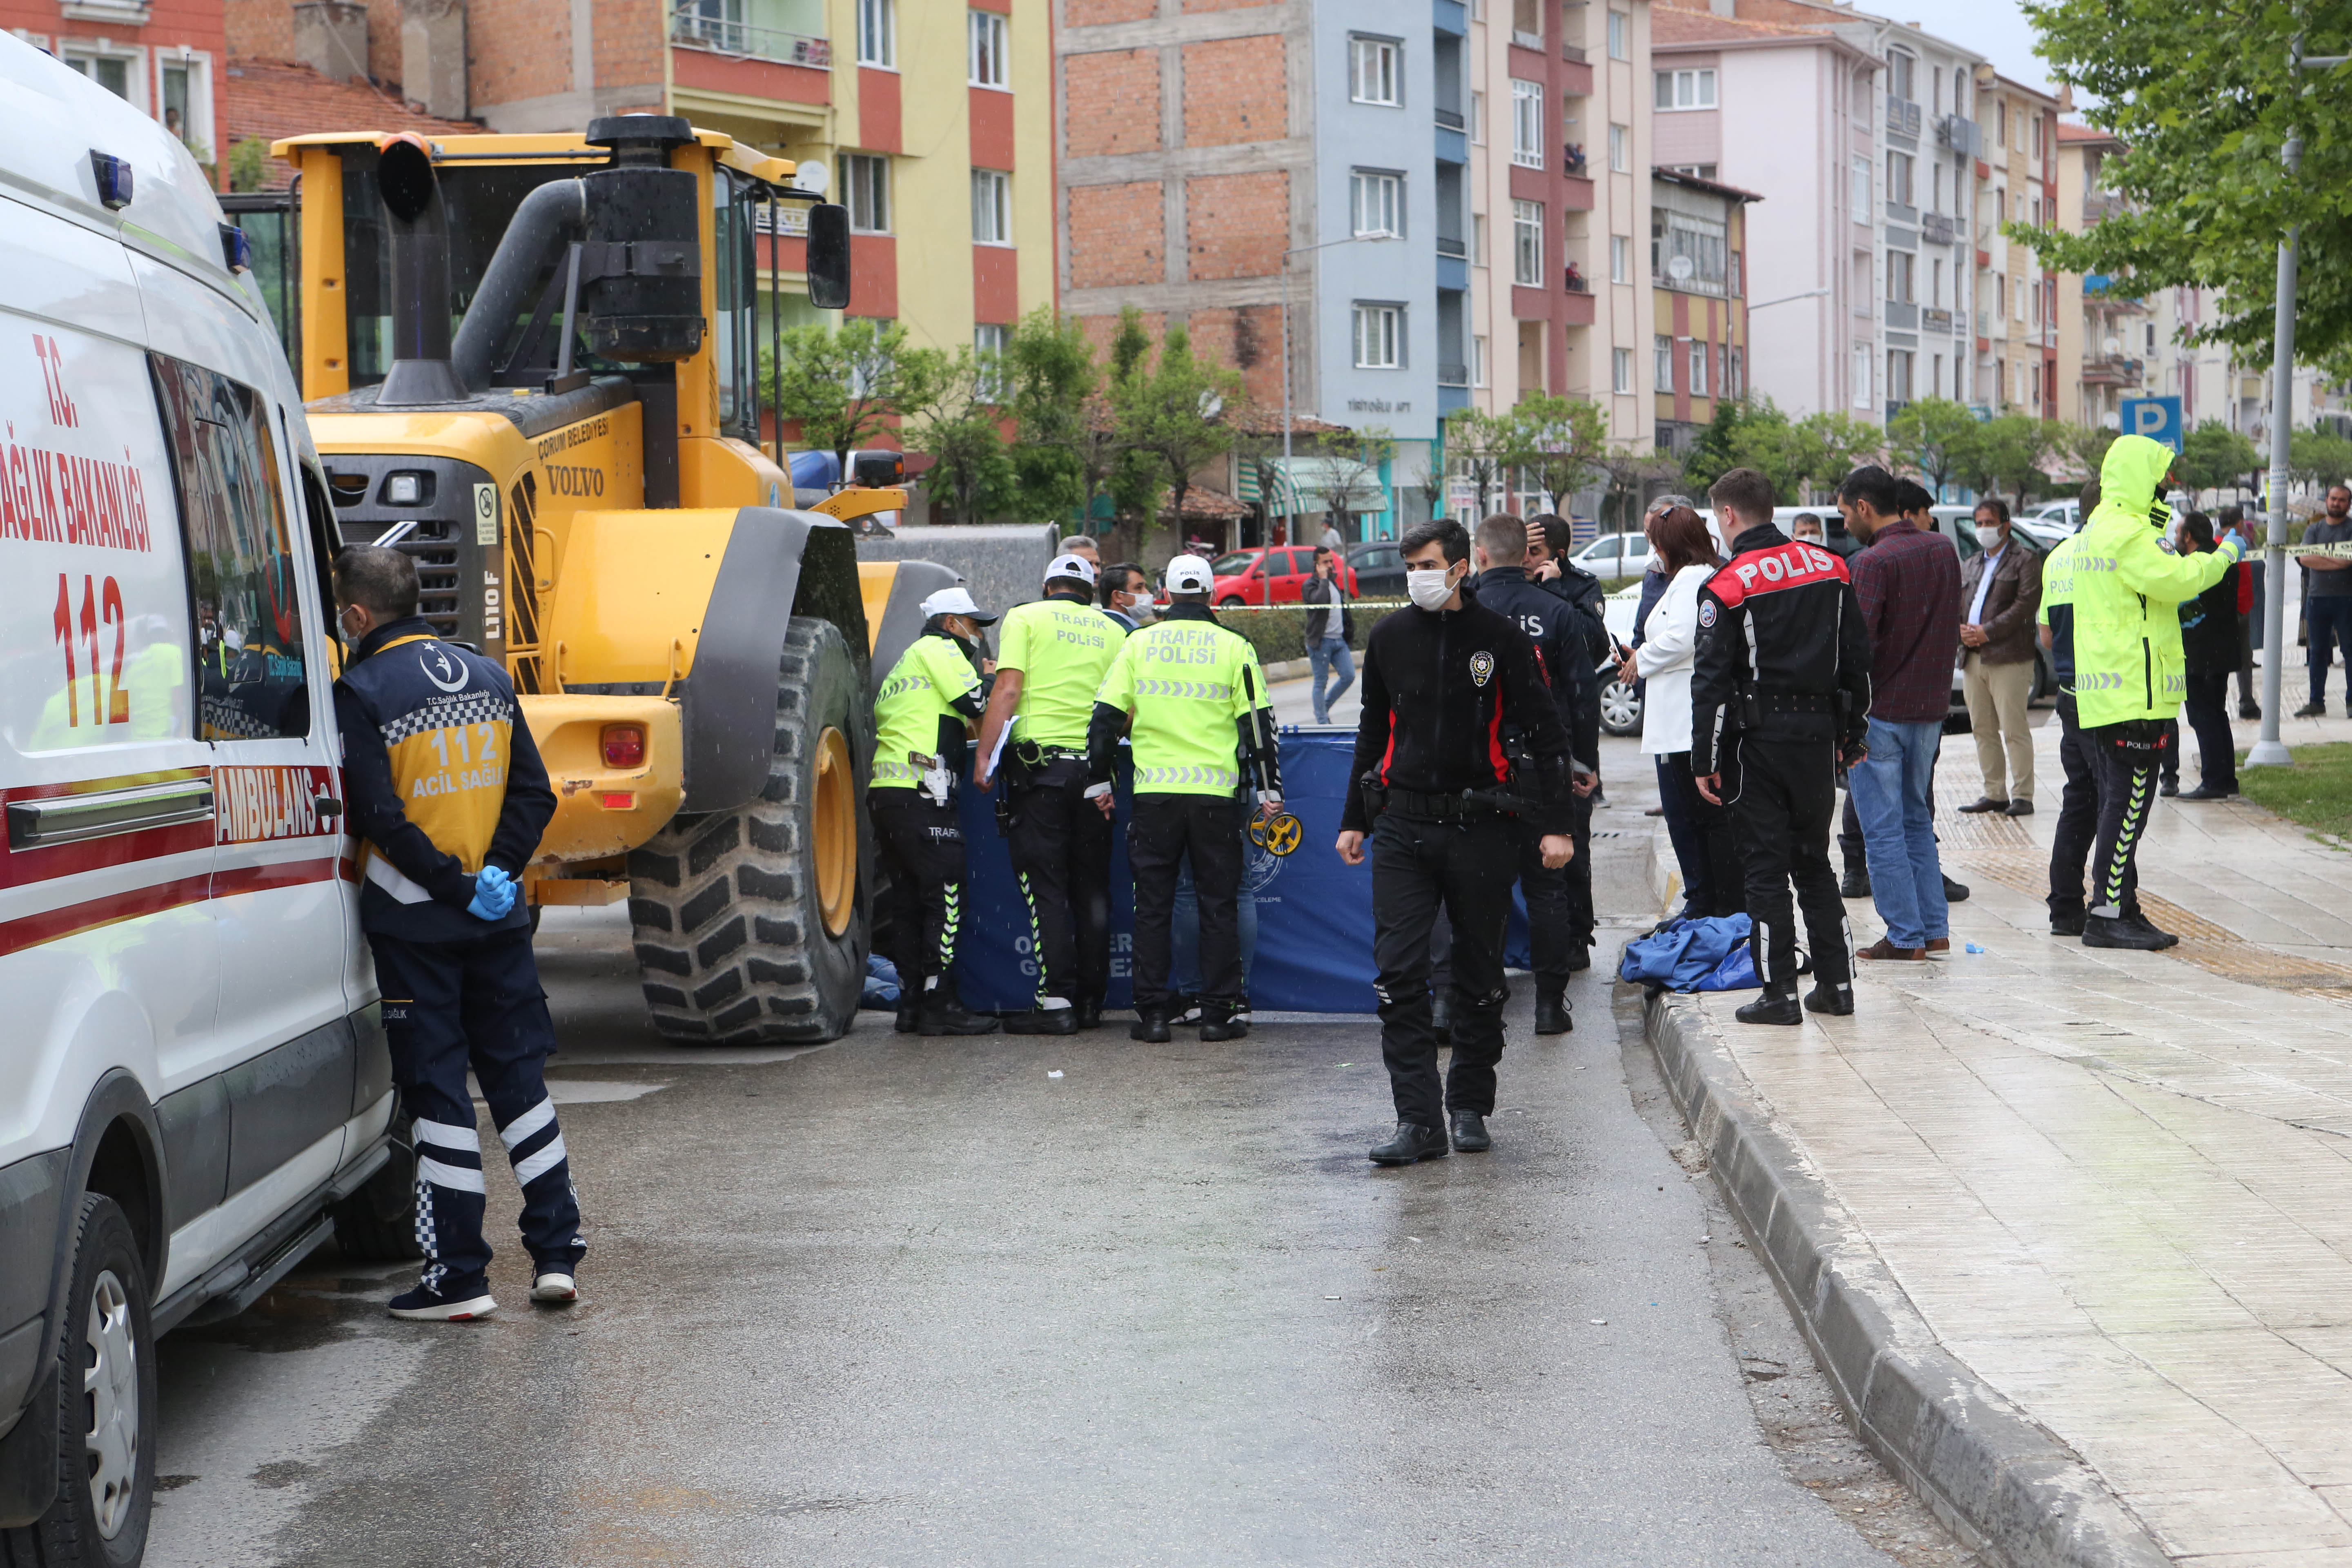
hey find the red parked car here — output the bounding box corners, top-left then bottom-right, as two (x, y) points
(1190, 546), (1359, 607)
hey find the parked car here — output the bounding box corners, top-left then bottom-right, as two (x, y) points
(1198, 545), (1358, 607)
(1346, 539), (1408, 599)
(1, 46), (414, 1563)
(1599, 582), (1646, 736)
(1569, 530), (1653, 580)
(2022, 497), (2083, 533)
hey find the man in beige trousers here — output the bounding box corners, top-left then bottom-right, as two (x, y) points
(1956, 498), (2043, 817)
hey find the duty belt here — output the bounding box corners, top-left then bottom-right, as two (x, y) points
(1749, 690), (1834, 714)
(1388, 786), (1516, 820)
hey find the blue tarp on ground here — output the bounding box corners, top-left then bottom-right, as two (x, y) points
(950, 729), (1386, 1013)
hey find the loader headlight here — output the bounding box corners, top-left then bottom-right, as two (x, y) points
(383, 472), (428, 506)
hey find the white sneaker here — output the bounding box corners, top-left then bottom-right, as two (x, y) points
(530, 1272), (579, 1304)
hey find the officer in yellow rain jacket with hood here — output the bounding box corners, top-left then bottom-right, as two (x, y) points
(2070, 434), (2245, 949)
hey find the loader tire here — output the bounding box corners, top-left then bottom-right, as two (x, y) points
(627, 618), (873, 1044)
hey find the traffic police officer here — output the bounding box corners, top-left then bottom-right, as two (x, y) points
(974, 553), (1125, 1032)
(871, 586), (1000, 1035)
(1337, 519), (1575, 1166)
(1085, 554), (1281, 1043)
(2067, 435), (2245, 949)
(1687, 469), (1873, 1025)
(1463, 512), (1600, 1034)
(331, 546), (581, 1322)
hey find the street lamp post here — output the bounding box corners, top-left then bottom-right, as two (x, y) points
(2247, 43), (2345, 768)
(1281, 231), (1399, 603)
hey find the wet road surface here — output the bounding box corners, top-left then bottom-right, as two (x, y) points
(147, 761), (1962, 1566)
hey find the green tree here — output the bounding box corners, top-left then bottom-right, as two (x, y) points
(898, 345), (1017, 526)
(225, 137), (271, 194)
(1108, 312), (1241, 550)
(1883, 398), (1982, 497)
(1681, 397), (1782, 495)
(2014, 0), (2352, 374)
(1443, 408), (1513, 518)
(767, 318), (919, 484)
(2288, 424), (2352, 492)
(1002, 306), (1102, 525)
(1593, 448), (1684, 533)
(2178, 419), (2262, 497)
(1739, 410), (1881, 506)
(1502, 394), (1609, 514)
(1953, 415), (2057, 510)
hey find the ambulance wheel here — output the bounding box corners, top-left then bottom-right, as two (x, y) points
(329, 1114), (423, 1263)
(627, 617), (873, 1044)
(0, 1195), (155, 1568)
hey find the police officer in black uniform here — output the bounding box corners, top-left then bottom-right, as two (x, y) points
(1337, 519), (1576, 1165)
(1460, 512), (1599, 1033)
(1523, 512), (1610, 959)
(1687, 469), (1873, 1026)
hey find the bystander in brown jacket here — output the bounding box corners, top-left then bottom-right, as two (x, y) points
(1956, 498), (2043, 816)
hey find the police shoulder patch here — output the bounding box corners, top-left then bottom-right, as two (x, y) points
(1698, 600), (1718, 628)
(1469, 650), (1495, 687)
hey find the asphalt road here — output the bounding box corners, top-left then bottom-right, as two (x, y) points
(145, 742), (1961, 1567)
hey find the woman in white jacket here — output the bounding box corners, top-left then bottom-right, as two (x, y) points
(1626, 505), (1741, 918)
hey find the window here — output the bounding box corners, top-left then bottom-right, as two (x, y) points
(1886, 49), (1914, 104)
(2029, 195), (2041, 226)
(1726, 347), (1743, 399)
(62, 50), (135, 102)
(1655, 333), (1674, 388)
(1851, 156), (1871, 223)
(968, 10), (1007, 88)
(970, 168), (1010, 245)
(975, 323), (1009, 398)
(1654, 69), (1716, 110)
(1887, 150), (1913, 207)
(857, 0), (894, 66)
(1471, 334), (1489, 387)
(841, 153), (891, 233)
(1996, 100), (2007, 147)
(1470, 90), (1486, 144)
(1690, 340), (1709, 398)
(153, 354), (310, 742)
(1607, 9), (1629, 60)
(1610, 234), (1630, 284)
(1350, 36), (1401, 106)
(1931, 353), (1944, 398)
(2031, 114), (2043, 159)
(1730, 250), (1742, 296)
(160, 57), (205, 156)
(1932, 256), (1944, 307)
(1887, 348), (1913, 403)
(1512, 199), (1544, 286)
(1612, 346), (1635, 394)
(1350, 169), (1402, 238)
(1510, 79), (1546, 168)
(1886, 250), (1913, 304)
(1472, 213), (1487, 267)
(1851, 341), (1873, 407)
(1353, 303), (1403, 369)
(975, 323), (1009, 356)
(2014, 274), (2027, 322)
(1651, 210), (1727, 293)
(1608, 123), (1629, 173)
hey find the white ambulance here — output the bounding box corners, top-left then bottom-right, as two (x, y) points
(0, 36), (416, 1565)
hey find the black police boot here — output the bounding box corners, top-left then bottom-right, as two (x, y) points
(1368, 1123), (1450, 1165)
(1534, 990), (1572, 1036)
(1074, 996), (1105, 1031)
(917, 977), (1000, 1036)
(1199, 1003), (1249, 1042)
(1006, 1002), (1078, 1035)
(895, 1002), (920, 1035)
(1734, 987), (1803, 1026)
(1430, 991), (1453, 1044)
(2123, 911), (2180, 949)
(1567, 939), (1593, 973)
(1448, 1111), (1492, 1152)
(1803, 980), (1855, 1016)
(2082, 913), (2168, 951)
(1840, 864), (1871, 899)
(2049, 907), (2086, 938)
(1130, 1010), (1172, 1043)
(1170, 994), (1204, 1026)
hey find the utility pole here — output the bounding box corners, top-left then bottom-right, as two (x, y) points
(2248, 40), (2346, 767)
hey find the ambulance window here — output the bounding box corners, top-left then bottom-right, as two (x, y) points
(149, 354), (311, 740)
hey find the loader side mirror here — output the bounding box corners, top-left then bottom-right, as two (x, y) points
(805, 203), (851, 311)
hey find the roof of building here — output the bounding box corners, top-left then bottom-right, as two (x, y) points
(1652, 6), (1829, 48)
(1654, 167), (1766, 204)
(2057, 121), (2120, 146)
(220, 58), (479, 189)
(1165, 483), (1249, 521)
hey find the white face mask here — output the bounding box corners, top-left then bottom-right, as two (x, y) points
(1406, 565), (1459, 611)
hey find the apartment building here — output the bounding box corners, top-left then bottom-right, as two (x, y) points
(1876, 21), (1979, 414)
(1975, 70), (2058, 418)
(1058, 0), (1463, 537)
(1459, 0), (1656, 458)
(1650, 167), (1753, 452)
(6, 0), (227, 174)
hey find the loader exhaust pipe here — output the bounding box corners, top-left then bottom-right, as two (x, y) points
(373, 134), (472, 407)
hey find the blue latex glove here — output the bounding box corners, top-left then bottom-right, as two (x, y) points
(468, 864), (517, 921)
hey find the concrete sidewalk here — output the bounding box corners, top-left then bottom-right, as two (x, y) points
(1648, 708), (2352, 1566)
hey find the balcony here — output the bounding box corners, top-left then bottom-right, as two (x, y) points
(1437, 235), (1467, 258)
(1438, 361), (1469, 388)
(1435, 107), (1465, 131)
(1564, 144), (1589, 177)
(1884, 97), (1922, 138)
(1433, 0), (1467, 36)
(670, 6), (831, 66)
(1563, 41), (1587, 63)
(2081, 355), (2145, 388)
(1921, 212), (1956, 245)
(1934, 114), (1981, 157)
(2084, 189), (2128, 223)
(1922, 306), (1953, 334)
(1886, 300), (1918, 329)
(1564, 266), (1591, 294)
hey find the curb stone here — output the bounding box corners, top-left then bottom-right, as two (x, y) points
(1642, 990), (2171, 1568)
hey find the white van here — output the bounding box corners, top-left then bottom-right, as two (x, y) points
(0, 38), (413, 1564)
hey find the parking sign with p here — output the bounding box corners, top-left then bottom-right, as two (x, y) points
(2118, 396), (2183, 452)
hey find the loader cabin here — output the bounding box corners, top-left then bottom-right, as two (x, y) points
(262, 117), (862, 693)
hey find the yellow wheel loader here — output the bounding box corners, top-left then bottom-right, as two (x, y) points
(270, 116), (949, 1044)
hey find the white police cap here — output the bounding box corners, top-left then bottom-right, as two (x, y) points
(1163, 555), (1215, 595)
(1046, 552), (1098, 587)
(920, 586), (998, 624)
